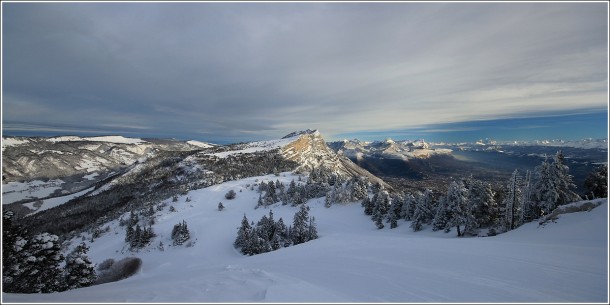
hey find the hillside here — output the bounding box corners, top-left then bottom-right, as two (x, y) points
(3, 172), (607, 302)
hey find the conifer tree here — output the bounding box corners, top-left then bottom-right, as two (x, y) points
(410, 190), (434, 232)
(21, 233), (66, 293)
(585, 164), (608, 199)
(401, 193), (416, 220)
(504, 169), (522, 231)
(551, 151), (581, 206)
(171, 220), (190, 246)
(291, 204), (312, 245)
(234, 214), (253, 249)
(64, 242), (96, 289)
(534, 158), (557, 216)
(444, 181), (469, 237)
(432, 195), (450, 231)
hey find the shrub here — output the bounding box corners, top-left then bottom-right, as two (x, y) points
(225, 190), (236, 200)
(97, 258), (115, 272)
(94, 257), (142, 285)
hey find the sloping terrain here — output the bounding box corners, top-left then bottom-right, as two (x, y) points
(3, 173), (607, 303)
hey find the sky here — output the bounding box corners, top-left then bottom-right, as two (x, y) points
(2, 2), (608, 144)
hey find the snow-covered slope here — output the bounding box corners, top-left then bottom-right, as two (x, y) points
(3, 174), (606, 302)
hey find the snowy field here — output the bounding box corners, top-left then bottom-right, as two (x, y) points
(1, 179), (65, 205)
(3, 173), (608, 303)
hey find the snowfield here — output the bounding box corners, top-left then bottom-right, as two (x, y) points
(2, 173), (607, 303)
(2, 179), (65, 205)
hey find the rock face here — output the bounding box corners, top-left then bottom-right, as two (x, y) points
(281, 130), (390, 188)
(1, 136), (203, 183)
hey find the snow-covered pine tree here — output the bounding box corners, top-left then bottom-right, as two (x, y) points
(465, 176), (497, 229)
(265, 181), (277, 205)
(410, 190), (435, 232)
(291, 204), (311, 245)
(362, 196), (374, 216)
(519, 170), (535, 224)
(308, 216), (319, 240)
(444, 181), (469, 237)
(2, 211), (29, 293)
(503, 169), (522, 231)
(401, 192), (416, 221)
(534, 157), (558, 217)
(171, 220), (190, 246)
(64, 242), (96, 289)
(432, 195), (450, 231)
(234, 214), (253, 249)
(388, 194), (402, 229)
(275, 217), (291, 247)
(551, 151), (581, 206)
(351, 176), (369, 201)
(325, 190), (333, 208)
(20, 233), (66, 293)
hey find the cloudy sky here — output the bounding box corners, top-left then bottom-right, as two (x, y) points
(2, 2), (608, 143)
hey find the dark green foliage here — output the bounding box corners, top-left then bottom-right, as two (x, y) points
(171, 220), (190, 246)
(95, 257), (142, 285)
(235, 207), (316, 256)
(225, 189), (236, 200)
(65, 243), (96, 289)
(585, 164), (607, 199)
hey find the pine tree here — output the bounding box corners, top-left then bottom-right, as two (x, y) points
(171, 220), (190, 246)
(444, 181), (469, 237)
(218, 202), (225, 211)
(465, 177), (497, 229)
(401, 193), (416, 220)
(234, 214), (253, 249)
(21, 233), (66, 293)
(2, 211), (29, 292)
(362, 196), (374, 216)
(585, 164), (608, 199)
(388, 196), (402, 229)
(64, 242), (96, 289)
(503, 169), (522, 231)
(291, 204), (311, 245)
(534, 157), (558, 217)
(551, 151), (581, 206)
(410, 190), (435, 232)
(432, 195), (450, 231)
(308, 216), (319, 240)
(519, 170), (535, 224)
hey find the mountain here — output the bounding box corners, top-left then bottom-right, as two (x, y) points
(281, 130), (388, 188)
(328, 138), (452, 160)
(3, 130), (388, 231)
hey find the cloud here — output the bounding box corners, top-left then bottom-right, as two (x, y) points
(2, 2), (607, 142)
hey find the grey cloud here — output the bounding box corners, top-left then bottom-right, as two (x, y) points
(2, 2), (607, 142)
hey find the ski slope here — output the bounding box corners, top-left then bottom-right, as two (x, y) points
(3, 173), (607, 303)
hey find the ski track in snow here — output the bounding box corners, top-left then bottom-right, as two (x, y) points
(2, 173), (607, 303)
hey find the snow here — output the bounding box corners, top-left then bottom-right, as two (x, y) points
(83, 172), (99, 180)
(23, 187), (94, 215)
(3, 171), (607, 303)
(47, 135), (146, 144)
(211, 136), (300, 158)
(186, 140), (214, 149)
(1, 137), (31, 151)
(2, 179), (65, 204)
